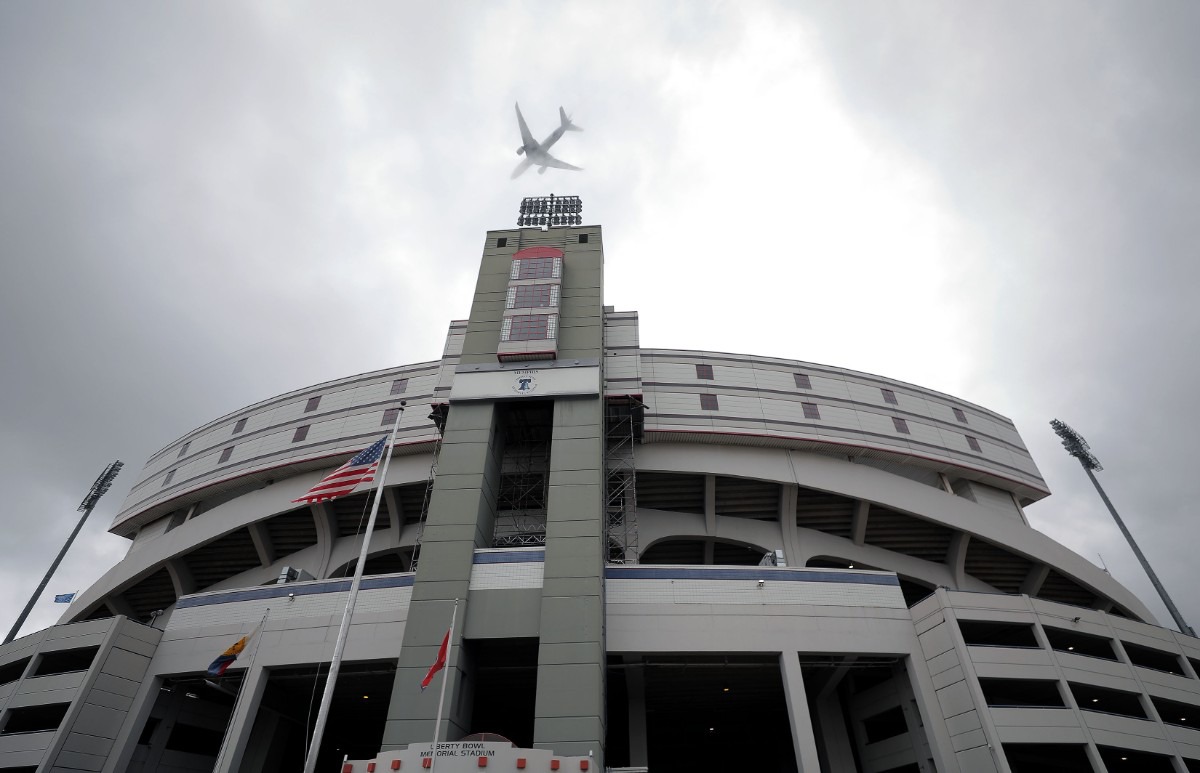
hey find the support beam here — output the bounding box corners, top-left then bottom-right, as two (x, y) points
(164, 559), (195, 598)
(704, 474), (717, 535)
(311, 503), (337, 579)
(779, 651), (822, 773)
(247, 522), (275, 568)
(851, 500), (870, 545)
(938, 473), (955, 495)
(383, 486), (403, 534)
(778, 484), (799, 566)
(624, 657), (648, 767)
(1020, 564), (1050, 597)
(946, 532), (970, 588)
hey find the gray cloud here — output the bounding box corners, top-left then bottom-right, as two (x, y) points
(2, 2), (1197, 637)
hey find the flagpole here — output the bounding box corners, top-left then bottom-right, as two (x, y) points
(430, 598), (459, 773)
(302, 404), (406, 773)
(212, 608), (270, 772)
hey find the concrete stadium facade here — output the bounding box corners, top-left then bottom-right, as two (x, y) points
(4, 221), (1200, 773)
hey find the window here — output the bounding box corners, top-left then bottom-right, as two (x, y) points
(1122, 642), (1185, 675)
(881, 388), (898, 405)
(218, 446), (234, 463)
(794, 373), (812, 389)
(304, 396), (321, 412)
(892, 417), (910, 434)
(292, 426), (310, 443)
(0, 703), (70, 734)
(390, 378), (409, 395)
(162, 470), (175, 487)
(501, 314), (556, 341)
(382, 407), (402, 426)
(695, 363), (714, 379)
(802, 402), (821, 420)
(508, 284), (558, 309)
(512, 257), (561, 280)
(177, 442), (189, 458)
(32, 647), (98, 676)
(953, 407), (968, 423)
(497, 237), (507, 248)
(700, 394), (719, 410)
(578, 233), (589, 244)
(233, 417), (247, 434)
(966, 435), (982, 452)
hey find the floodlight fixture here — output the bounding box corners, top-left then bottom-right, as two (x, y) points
(1050, 419), (1101, 471)
(517, 195), (582, 228)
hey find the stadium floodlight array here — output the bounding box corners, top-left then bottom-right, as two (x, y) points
(1050, 419), (1102, 471)
(517, 195), (583, 227)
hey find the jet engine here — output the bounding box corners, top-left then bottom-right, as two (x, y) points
(516, 147), (525, 155)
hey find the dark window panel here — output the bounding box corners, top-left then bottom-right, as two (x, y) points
(233, 417), (247, 434)
(1151, 695), (1200, 730)
(0, 703), (70, 734)
(177, 442), (189, 458)
(695, 363), (714, 379)
(304, 396), (321, 412)
(802, 402), (821, 420)
(32, 647), (99, 676)
(1043, 627), (1118, 660)
(390, 378), (409, 395)
(793, 373), (812, 389)
(1122, 641), (1185, 675)
(953, 407), (968, 423)
(966, 435), (982, 452)
(1071, 682), (1148, 718)
(292, 426), (309, 443)
(893, 417), (910, 434)
(219, 446), (234, 463)
(959, 620), (1040, 648)
(882, 388), (898, 405)
(699, 394), (719, 411)
(162, 470), (175, 487)
(497, 237), (507, 248)
(578, 234), (589, 244)
(980, 678), (1065, 708)
(382, 407), (401, 426)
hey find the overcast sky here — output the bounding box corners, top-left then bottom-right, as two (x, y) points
(2, 2), (1198, 639)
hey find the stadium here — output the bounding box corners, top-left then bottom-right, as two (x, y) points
(3, 207), (1200, 773)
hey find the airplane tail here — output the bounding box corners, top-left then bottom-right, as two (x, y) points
(559, 106), (582, 132)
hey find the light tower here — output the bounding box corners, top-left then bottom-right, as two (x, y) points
(4, 460), (123, 643)
(1050, 419), (1195, 637)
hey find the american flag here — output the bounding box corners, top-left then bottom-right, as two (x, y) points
(291, 437), (389, 504)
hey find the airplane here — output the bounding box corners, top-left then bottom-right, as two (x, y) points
(511, 103), (583, 179)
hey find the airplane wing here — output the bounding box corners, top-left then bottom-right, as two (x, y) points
(537, 152), (582, 172)
(515, 103), (536, 150)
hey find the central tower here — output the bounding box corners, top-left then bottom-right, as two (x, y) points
(383, 197), (607, 764)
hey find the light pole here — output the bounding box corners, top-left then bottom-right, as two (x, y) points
(4, 460), (123, 644)
(1050, 420), (1194, 637)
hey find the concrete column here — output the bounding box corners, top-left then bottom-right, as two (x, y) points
(704, 474), (717, 535)
(625, 658), (649, 767)
(248, 521), (275, 567)
(851, 500), (870, 545)
(815, 691), (856, 771)
(534, 397), (606, 767)
(779, 651), (822, 773)
(946, 533), (970, 588)
(214, 665), (269, 773)
(383, 400), (500, 749)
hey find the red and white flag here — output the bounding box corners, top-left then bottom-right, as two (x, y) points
(420, 629), (451, 691)
(291, 437), (388, 504)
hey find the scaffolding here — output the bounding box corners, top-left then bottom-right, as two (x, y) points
(408, 403), (448, 573)
(492, 403), (552, 548)
(605, 396), (643, 564)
